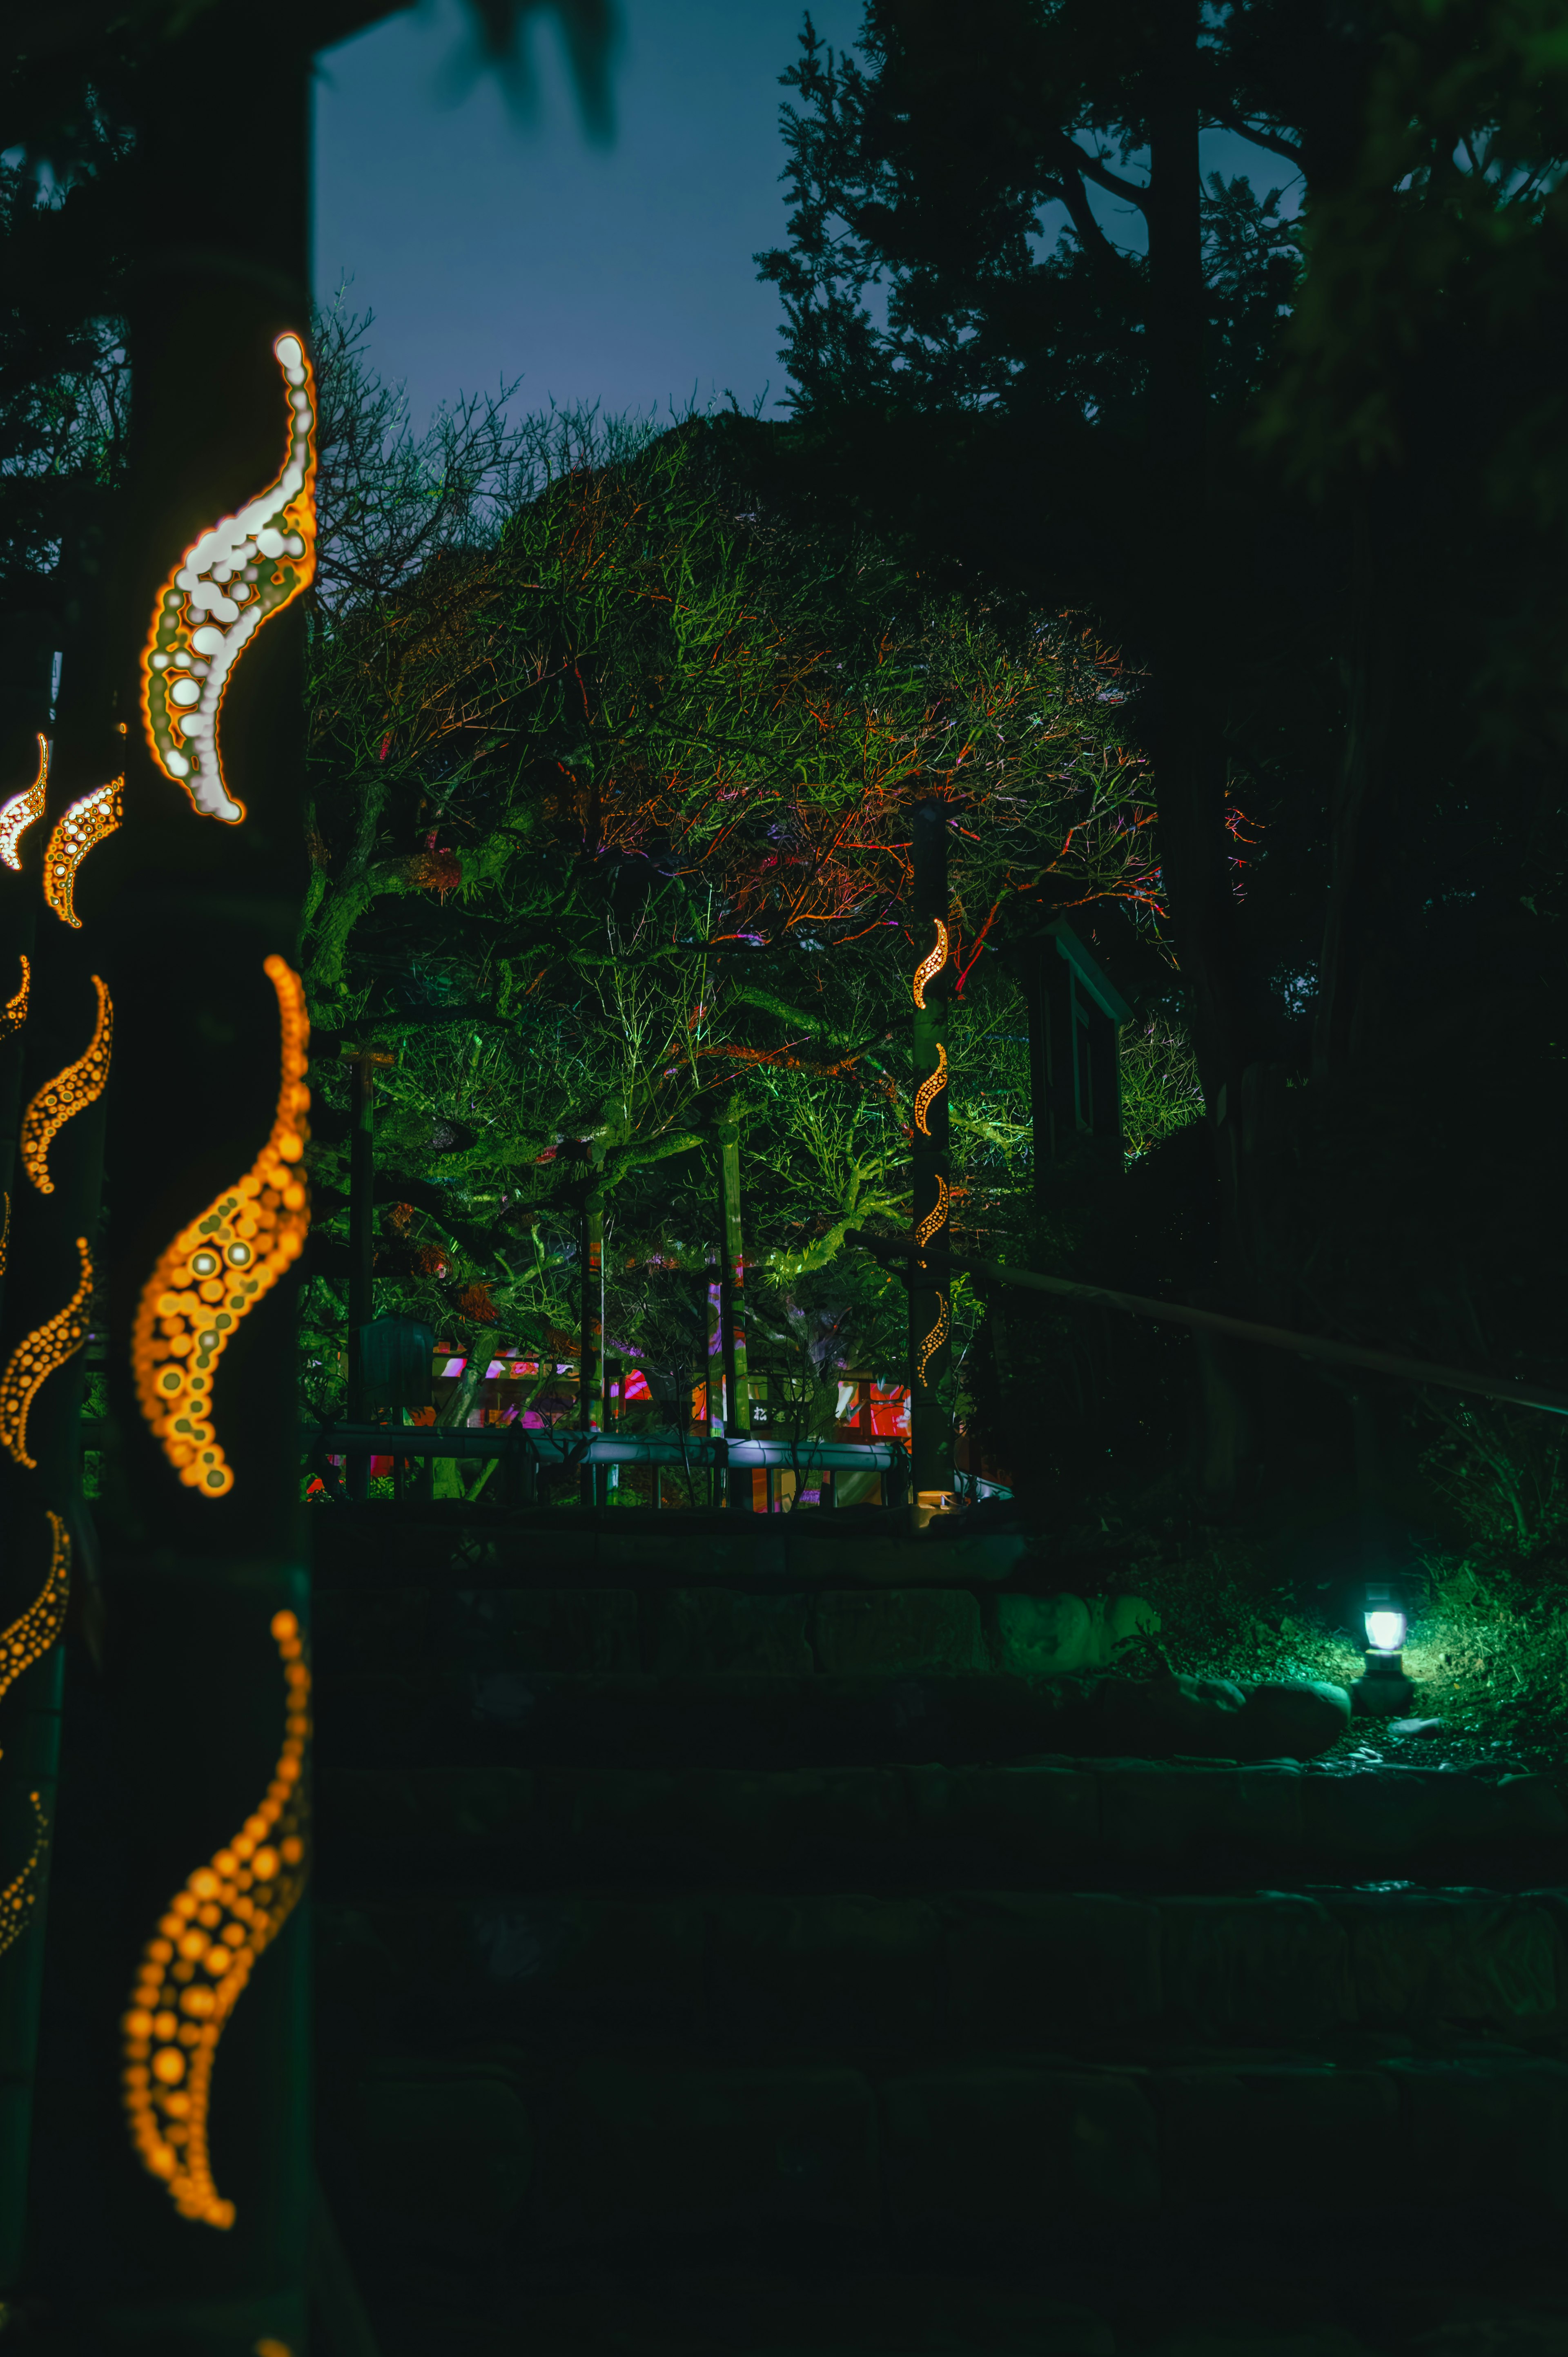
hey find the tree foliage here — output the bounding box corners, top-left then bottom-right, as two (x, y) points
(297, 311), (1157, 1409)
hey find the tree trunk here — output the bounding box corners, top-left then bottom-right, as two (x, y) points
(717, 1119), (752, 1510)
(1313, 500), (1390, 1080)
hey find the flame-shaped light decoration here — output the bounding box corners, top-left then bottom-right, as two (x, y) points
(122, 1607), (310, 2228)
(0, 1793), (49, 1961)
(913, 1042), (947, 1139)
(133, 957), (309, 1496)
(915, 1174), (949, 1251)
(141, 334), (317, 825)
(43, 778), (122, 928)
(0, 956), (29, 1044)
(0, 736), (47, 871)
(915, 1291), (951, 1385)
(21, 976), (112, 1195)
(0, 1512), (70, 1730)
(913, 916), (949, 1010)
(0, 1238), (92, 1470)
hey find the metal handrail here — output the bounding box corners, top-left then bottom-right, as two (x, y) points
(309, 1421), (906, 1472)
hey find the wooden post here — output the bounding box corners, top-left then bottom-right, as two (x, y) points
(717, 1117), (752, 1510)
(910, 802), (956, 1514)
(578, 1146), (604, 1505)
(0, 665), (53, 2300)
(704, 1251), (725, 1506)
(343, 1046), (391, 1502)
(604, 1352), (622, 1499)
(22, 24), (317, 2346)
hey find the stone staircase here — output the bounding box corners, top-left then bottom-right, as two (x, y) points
(311, 1510), (1568, 2357)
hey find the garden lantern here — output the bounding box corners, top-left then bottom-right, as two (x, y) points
(1353, 1583), (1414, 1716)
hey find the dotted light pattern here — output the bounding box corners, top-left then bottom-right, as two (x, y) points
(0, 1511), (70, 1728)
(141, 334), (317, 825)
(0, 734), (47, 871)
(915, 1289), (950, 1384)
(132, 956), (309, 1497)
(0, 1793), (48, 1961)
(122, 1608), (310, 2229)
(21, 975), (112, 1195)
(915, 1174), (948, 1251)
(913, 1042), (947, 1139)
(0, 1238), (92, 1470)
(0, 955), (29, 1043)
(43, 777), (122, 929)
(0, 1193), (7, 1281)
(912, 916), (949, 1010)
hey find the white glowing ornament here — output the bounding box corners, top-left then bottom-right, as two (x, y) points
(140, 334), (316, 825)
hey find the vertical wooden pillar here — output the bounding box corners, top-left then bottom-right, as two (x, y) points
(910, 802), (956, 1513)
(0, 905), (104, 2301)
(705, 1247), (725, 1510)
(0, 667), (51, 2297)
(24, 23), (316, 2351)
(717, 1118), (751, 1511)
(344, 1048), (388, 1502)
(578, 1146), (604, 1505)
(604, 1353), (622, 1498)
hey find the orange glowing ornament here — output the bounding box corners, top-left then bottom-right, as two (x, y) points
(0, 1792), (48, 1962)
(0, 734), (47, 871)
(141, 334), (316, 825)
(122, 1608), (310, 2228)
(21, 976), (111, 1194)
(0, 1238), (92, 1470)
(0, 1512), (70, 1734)
(132, 957), (309, 1496)
(43, 779), (122, 928)
(0, 955), (29, 1044)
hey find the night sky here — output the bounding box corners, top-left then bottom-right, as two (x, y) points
(314, 0), (1294, 432)
(313, 0), (865, 429)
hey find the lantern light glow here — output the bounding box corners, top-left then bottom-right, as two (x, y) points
(1365, 1607), (1406, 1653)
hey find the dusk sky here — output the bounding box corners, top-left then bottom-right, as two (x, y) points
(313, 0), (864, 431)
(312, 0), (1295, 433)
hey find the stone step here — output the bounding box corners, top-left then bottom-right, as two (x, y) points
(316, 1758), (1568, 1893)
(320, 2040), (1568, 2285)
(365, 2276), (1123, 2357)
(356, 2278), (1568, 2357)
(312, 1582), (1155, 1684)
(323, 1668), (1166, 1771)
(316, 1883), (1568, 2066)
(314, 1507), (1034, 1593)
